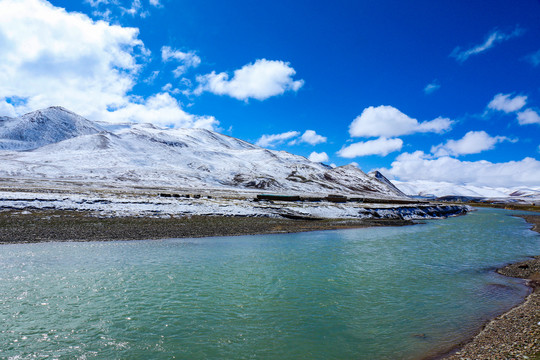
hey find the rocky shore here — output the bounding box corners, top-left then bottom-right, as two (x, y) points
(0, 209), (414, 244)
(443, 214), (540, 360)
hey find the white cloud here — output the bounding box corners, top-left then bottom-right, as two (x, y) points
(526, 49), (540, 67)
(87, 0), (148, 18)
(349, 106), (452, 138)
(85, 0), (156, 20)
(255, 131), (300, 148)
(195, 59), (304, 101)
(382, 151), (540, 188)
(122, 0), (144, 17)
(85, 0), (111, 7)
(337, 137), (403, 158)
(301, 130), (327, 145)
(0, 101), (17, 117)
(517, 109), (540, 125)
(0, 0), (216, 129)
(102, 93), (218, 129)
(424, 81), (440, 95)
(308, 151), (329, 163)
(0, 0), (140, 114)
(259, 129), (326, 147)
(161, 46), (200, 64)
(451, 27), (524, 63)
(161, 46), (201, 77)
(431, 131), (511, 157)
(487, 93), (527, 113)
(293, 130), (327, 145)
(91, 8), (113, 21)
(161, 83), (180, 95)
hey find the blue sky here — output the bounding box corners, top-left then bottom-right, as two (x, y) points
(0, 0), (539, 187)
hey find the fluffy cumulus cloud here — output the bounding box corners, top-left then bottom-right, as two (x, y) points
(382, 151), (540, 188)
(517, 109), (540, 125)
(300, 130), (327, 145)
(288, 130), (327, 145)
(161, 46), (201, 77)
(0, 100), (17, 118)
(431, 131), (511, 157)
(101, 93), (218, 129)
(349, 106), (452, 138)
(195, 59), (304, 101)
(255, 131), (300, 147)
(0, 0), (141, 114)
(0, 0), (217, 129)
(337, 137), (403, 158)
(487, 93), (527, 113)
(308, 151), (329, 163)
(487, 93), (540, 126)
(451, 27), (524, 63)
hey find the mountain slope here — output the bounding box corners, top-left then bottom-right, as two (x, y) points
(0, 107), (406, 198)
(368, 170), (406, 197)
(0, 106), (104, 150)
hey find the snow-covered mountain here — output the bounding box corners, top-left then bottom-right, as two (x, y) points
(392, 179), (540, 201)
(368, 171), (406, 197)
(0, 106), (104, 151)
(0, 107), (406, 198)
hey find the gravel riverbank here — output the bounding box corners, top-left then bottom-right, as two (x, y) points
(442, 214), (540, 360)
(0, 209), (413, 244)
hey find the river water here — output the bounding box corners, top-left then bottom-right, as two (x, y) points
(0, 208), (538, 359)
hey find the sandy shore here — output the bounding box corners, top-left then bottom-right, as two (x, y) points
(0, 209), (413, 244)
(442, 214), (540, 360)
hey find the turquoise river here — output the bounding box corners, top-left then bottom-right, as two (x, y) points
(1, 208), (539, 359)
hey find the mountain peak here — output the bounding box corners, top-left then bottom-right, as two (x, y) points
(0, 106), (103, 151)
(40, 105), (72, 113)
(368, 170), (406, 196)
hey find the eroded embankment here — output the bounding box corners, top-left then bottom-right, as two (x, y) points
(0, 201), (469, 244)
(0, 189), (468, 221)
(357, 204), (468, 220)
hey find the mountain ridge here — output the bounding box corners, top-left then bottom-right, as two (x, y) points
(392, 179), (540, 200)
(0, 107), (406, 198)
